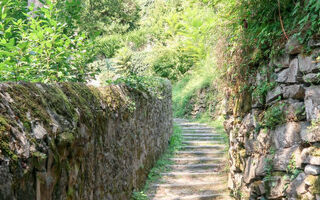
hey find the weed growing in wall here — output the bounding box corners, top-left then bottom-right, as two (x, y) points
(263, 147), (276, 196)
(252, 81), (276, 105)
(263, 103), (285, 129)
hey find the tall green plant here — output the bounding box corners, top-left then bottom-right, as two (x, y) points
(0, 0), (98, 82)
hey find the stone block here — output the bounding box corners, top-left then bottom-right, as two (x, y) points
(308, 38), (320, 48)
(305, 165), (320, 175)
(300, 122), (320, 143)
(302, 147), (320, 165)
(256, 129), (272, 154)
(249, 180), (266, 198)
(273, 146), (302, 171)
(286, 172), (306, 198)
(228, 173), (234, 189)
(305, 175), (320, 195)
(276, 58), (301, 83)
(299, 52), (320, 74)
(282, 85), (305, 100)
(244, 157), (255, 184)
(268, 173), (288, 199)
(272, 122), (303, 149)
(304, 86), (320, 121)
(303, 73), (320, 84)
(255, 155), (269, 176)
(284, 100), (306, 121)
(266, 86), (282, 104)
(245, 129), (271, 155)
(272, 54), (290, 68)
(285, 37), (303, 55)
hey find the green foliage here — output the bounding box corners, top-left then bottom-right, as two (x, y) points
(173, 63), (214, 117)
(131, 191), (148, 200)
(111, 75), (166, 97)
(79, 0), (140, 36)
(263, 103), (285, 129)
(252, 81), (276, 105)
(226, 0), (320, 58)
(0, 0), (98, 82)
(97, 0), (220, 82)
(169, 124), (183, 152)
(285, 155), (301, 181)
(150, 48), (186, 80)
(145, 1), (217, 80)
(95, 34), (124, 58)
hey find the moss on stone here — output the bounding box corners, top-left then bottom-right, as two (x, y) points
(0, 115), (15, 160)
(32, 151), (47, 170)
(311, 147), (320, 156)
(271, 171), (286, 177)
(41, 84), (76, 121)
(0, 133), (18, 161)
(99, 85), (134, 113)
(67, 186), (74, 199)
(306, 175), (320, 194)
(59, 83), (100, 122)
(239, 149), (246, 158)
(5, 83), (50, 129)
(0, 115), (9, 133)
(57, 132), (75, 147)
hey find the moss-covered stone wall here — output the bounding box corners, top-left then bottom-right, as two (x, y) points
(224, 37), (320, 199)
(0, 81), (172, 200)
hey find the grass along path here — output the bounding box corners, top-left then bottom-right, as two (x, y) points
(131, 122), (184, 200)
(132, 119), (231, 200)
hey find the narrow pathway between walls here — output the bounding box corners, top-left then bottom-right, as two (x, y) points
(146, 119), (231, 200)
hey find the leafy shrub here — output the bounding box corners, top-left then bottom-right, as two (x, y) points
(78, 0), (140, 36)
(95, 35), (124, 58)
(111, 75), (167, 97)
(150, 47), (182, 80)
(0, 0), (98, 82)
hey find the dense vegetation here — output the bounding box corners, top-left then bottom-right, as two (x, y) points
(1, 0), (319, 117)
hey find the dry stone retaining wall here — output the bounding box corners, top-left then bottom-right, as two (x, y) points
(225, 38), (320, 199)
(0, 81), (172, 200)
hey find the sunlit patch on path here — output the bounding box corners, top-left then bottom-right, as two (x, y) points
(146, 119), (232, 200)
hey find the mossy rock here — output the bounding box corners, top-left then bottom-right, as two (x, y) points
(239, 148), (247, 158)
(311, 147), (320, 157)
(32, 151), (47, 171)
(0, 116), (17, 161)
(5, 83), (51, 127)
(305, 175), (320, 194)
(0, 115), (10, 133)
(57, 132), (75, 147)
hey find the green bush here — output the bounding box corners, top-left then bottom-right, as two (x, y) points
(78, 0), (140, 36)
(95, 35), (124, 58)
(0, 0), (98, 82)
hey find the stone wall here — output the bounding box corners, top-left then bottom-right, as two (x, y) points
(225, 38), (320, 199)
(190, 86), (224, 119)
(0, 81), (172, 200)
